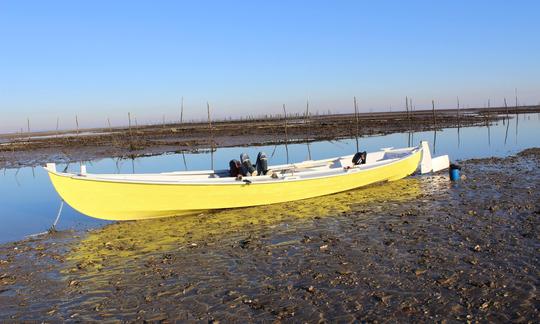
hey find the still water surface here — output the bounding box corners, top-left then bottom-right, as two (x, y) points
(0, 113), (538, 243)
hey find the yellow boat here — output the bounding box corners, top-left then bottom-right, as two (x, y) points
(44, 141), (448, 221)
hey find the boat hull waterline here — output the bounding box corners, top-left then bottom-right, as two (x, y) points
(44, 143), (442, 221)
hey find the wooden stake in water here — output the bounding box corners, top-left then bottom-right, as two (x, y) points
(405, 97), (410, 147)
(354, 96), (359, 152)
(432, 100), (437, 154)
(283, 104), (289, 164)
(207, 102), (213, 132)
(305, 99), (312, 160)
(515, 88), (519, 112)
(456, 97), (460, 124)
(207, 102), (214, 170)
(405, 96), (409, 120)
(456, 97), (461, 147)
(410, 97), (414, 119)
(431, 99), (436, 126)
(486, 99), (491, 146)
(180, 96), (184, 124)
(409, 97), (414, 145)
(514, 88), (519, 142)
(128, 112), (133, 146)
(504, 100), (511, 145)
(504, 97), (509, 120)
(182, 152), (188, 171)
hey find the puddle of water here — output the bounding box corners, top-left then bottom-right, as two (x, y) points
(0, 113), (538, 244)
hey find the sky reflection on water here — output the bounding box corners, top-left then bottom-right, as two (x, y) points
(0, 113), (538, 243)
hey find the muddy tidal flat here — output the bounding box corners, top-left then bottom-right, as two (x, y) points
(0, 149), (539, 322)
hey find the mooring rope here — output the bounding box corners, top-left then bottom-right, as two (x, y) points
(50, 200), (64, 231)
(25, 200), (64, 238)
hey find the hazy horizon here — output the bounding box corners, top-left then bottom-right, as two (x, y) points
(1, 1), (539, 133)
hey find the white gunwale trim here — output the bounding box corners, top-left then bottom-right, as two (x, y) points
(43, 147), (421, 186)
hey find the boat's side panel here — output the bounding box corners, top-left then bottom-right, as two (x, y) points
(47, 150), (421, 221)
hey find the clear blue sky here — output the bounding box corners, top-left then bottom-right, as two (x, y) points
(1, 1), (539, 132)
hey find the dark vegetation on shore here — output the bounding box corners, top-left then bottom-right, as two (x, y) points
(1, 105), (539, 169)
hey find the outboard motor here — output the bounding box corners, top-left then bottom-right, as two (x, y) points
(352, 151), (367, 165)
(229, 159), (242, 177)
(240, 153), (256, 176)
(256, 152), (268, 175)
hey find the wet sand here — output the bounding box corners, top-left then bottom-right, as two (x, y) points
(1, 106), (538, 169)
(0, 149), (539, 322)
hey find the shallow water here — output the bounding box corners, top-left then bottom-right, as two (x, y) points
(0, 113), (538, 244)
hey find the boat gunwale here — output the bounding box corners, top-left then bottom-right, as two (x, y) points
(44, 148), (421, 186)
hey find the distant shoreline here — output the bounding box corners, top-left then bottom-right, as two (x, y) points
(1, 105), (538, 138)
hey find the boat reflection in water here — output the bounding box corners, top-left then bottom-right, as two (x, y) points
(66, 177), (423, 274)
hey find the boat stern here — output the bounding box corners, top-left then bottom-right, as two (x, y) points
(419, 141), (450, 174)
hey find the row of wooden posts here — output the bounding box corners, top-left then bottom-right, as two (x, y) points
(20, 93), (523, 150)
(12, 94), (527, 175)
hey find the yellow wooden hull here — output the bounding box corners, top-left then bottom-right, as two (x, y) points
(46, 150), (421, 221)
